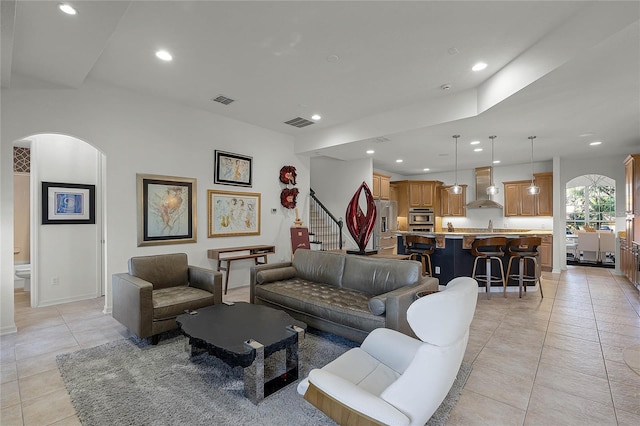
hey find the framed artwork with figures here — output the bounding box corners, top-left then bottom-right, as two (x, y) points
(214, 150), (253, 187)
(137, 174), (197, 246)
(42, 182), (95, 225)
(208, 189), (260, 237)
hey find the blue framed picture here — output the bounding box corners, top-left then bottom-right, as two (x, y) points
(42, 182), (95, 225)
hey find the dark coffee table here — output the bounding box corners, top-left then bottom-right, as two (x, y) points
(176, 302), (306, 404)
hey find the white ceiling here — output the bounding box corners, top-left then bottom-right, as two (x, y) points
(2, 1), (639, 175)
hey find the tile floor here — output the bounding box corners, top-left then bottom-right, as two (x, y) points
(1, 266), (639, 425)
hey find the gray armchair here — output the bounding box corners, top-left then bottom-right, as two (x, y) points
(112, 253), (222, 344)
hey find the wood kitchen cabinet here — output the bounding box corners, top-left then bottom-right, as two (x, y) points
(372, 172), (391, 200)
(439, 185), (467, 217)
(503, 173), (553, 217)
(408, 181), (440, 208)
(539, 235), (553, 271)
(622, 154), (640, 285)
(392, 180), (442, 222)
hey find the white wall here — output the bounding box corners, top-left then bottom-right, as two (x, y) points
(31, 134), (102, 306)
(310, 156), (373, 249)
(1, 79), (306, 332)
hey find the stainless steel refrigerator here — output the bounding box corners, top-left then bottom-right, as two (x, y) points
(373, 200), (398, 254)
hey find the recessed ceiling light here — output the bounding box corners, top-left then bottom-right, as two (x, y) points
(472, 62), (487, 71)
(311, 114), (321, 121)
(366, 150), (375, 155)
(423, 168), (430, 171)
(155, 50), (173, 61)
(58, 3), (77, 15)
(493, 160), (501, 164)
(589, 141), (602, 146)
(474, 148), (483, 152)
(579, 132), (594, 137)
(470, 141), (480, 145)
(327, 54), (340, 63)
(396, 159), (403, 163)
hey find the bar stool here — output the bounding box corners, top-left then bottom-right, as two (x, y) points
(505, 237), (543, 298)
(404, 235), (435, 277)
(471, 237), (507, 299)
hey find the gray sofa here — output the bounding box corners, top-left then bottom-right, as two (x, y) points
(250, 249), (438, 342)
(112, 253), (222, 344)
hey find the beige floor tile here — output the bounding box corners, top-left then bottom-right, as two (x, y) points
(21, 389), (75, 426)
(605, 359), (640, 387)
(548, 311), (597, 329)
(492, 324), (546, 346)
(14, 334), (79, 361)
(50, 414), (81, 426)
(1, 362), (18, 384)
(551, 305), (595, 320)
(552, 298), (594, 311)
(595, 312), (640, 327)
(525, 382), (616, 425)
(601, 343), (626, 363)
(539, 345), (607, 379)
(598, 330), (640, 349)
(447, 389), (526, 426)
(18, 369), (65, 402)
(0, 403), (23, 426)
(16, 347), (76, 380)
(15, 316), (67, 335)
(543, 331), (603, 355)
(617, 408), (640, 426)
(14, 324), (71, 345)
(499, 314), (549, 333)
(534, 361), (613, 406)
(609, 380), (640, 415)
(597, 321), (640, 339)
(463, 364), (534, 410)
(0, 345), (16, 365)
(547, 320), (600, 342)
(1, 381), (20, 409)
(474, 347), (540, 382)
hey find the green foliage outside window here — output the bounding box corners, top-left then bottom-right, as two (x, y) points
(566, 176), (615, 232)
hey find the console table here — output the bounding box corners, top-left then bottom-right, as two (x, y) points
(207, 245), (276, 294)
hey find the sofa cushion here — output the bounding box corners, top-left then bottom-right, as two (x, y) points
(292, 250), (345, 288)
(129, 253), (189, 290)
(256, 266), (297, 284)
(342, 256), (421, 295)
(255, 279), (385, 332)
(368, 295), (387, 315)
(152, 286), (215, 320)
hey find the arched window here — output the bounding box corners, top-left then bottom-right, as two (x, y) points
(566, 174), (615, 232)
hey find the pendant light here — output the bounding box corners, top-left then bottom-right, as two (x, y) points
(486, 135), (499, 195)
(527, 136), (540, 195)
(449, 135), (462, 194)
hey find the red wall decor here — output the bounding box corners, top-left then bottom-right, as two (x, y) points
(279, 166), (297, 185)
(345, 182), (377, 253)
(280, 187), (299, 209)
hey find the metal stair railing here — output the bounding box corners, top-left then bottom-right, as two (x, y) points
(309, 189), (343, 251)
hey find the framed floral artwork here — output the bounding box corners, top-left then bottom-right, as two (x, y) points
(208, 190), (260, 237)
(214, 150), (252, 187)
(42, 182), (95, 225)
(137, 174), (197, 246)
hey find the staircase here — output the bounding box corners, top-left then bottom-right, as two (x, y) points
(309, 190), (343, 251)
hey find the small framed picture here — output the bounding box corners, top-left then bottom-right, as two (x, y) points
(137, 174), (197, 246)
(208, 189), (261, 237)
(42, 182), (95, 225)
(214, 150), (253, 187)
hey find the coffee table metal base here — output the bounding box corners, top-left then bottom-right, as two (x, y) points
(184, 324), (305, 404)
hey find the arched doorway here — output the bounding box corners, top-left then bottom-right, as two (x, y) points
(565, 174), (616, 267)
(13, 133), (106, 308)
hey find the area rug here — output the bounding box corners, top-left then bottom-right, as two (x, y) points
(57, 330), (471, 426)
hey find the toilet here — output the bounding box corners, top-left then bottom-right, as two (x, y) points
(15, 264), (31, 292)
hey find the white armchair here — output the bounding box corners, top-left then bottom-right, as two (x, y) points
(297, 277), (478, 426)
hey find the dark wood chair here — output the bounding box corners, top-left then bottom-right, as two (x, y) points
(471, 237), (507, 299)
(505, 237), (543, 298)
(404, 235), (435, 277)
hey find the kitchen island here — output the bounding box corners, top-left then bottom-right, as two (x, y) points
(396, 230), (552, 291)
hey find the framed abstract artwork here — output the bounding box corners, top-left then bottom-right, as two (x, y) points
(207, 189), (260, 237)
(137, 174), (197, 246)
(42, 182), (95, 225)
(214, 150), (253, 187)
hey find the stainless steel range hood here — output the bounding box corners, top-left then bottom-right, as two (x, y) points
(464, 166), (503, 209)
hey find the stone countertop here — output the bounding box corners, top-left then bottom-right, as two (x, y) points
(397, 229), (553, 238)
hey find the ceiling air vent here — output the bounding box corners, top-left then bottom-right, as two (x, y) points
(284, 117), (315, 128)
(212, 95), (235, 105)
